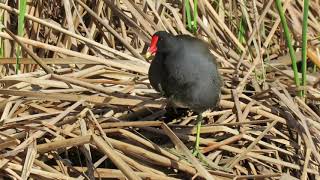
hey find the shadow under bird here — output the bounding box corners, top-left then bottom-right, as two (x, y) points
(146, 31), (222, 155)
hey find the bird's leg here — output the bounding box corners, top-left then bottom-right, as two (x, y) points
(159, 83), (179, 114)
(192, 113), (203, 157)
(166, 95), (179, 114)
(158, 84), (165, 97)
(170, 97), (179, 115)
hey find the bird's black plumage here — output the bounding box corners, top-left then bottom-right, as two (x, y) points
(148, 31), (222, 113)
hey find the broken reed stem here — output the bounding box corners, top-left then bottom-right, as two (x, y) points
(92, 134), (142, 180)
(2, 28), (54, 74)
(202, 134), (243, 154)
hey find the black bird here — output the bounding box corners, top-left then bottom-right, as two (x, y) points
(146, 31), (222, 155)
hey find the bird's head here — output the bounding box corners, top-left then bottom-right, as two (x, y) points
(146, 31), (175, 58)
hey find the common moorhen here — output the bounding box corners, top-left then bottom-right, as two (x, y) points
(146, 31), (222, 155)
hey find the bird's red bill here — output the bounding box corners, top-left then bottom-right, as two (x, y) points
(148, 35), (159, 54)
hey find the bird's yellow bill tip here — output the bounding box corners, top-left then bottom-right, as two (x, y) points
(145, 51), (152, 59)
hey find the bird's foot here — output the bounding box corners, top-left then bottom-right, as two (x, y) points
(192, 149), (211, 166)
(191, 148), (233, 172)
(192, 148), (201, 157)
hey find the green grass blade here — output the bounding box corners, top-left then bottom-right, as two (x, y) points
(193, 0), (198, 32)
(16, 0), (27, 74)
(0, 13), (4, 57)
(301, 0), (310, 96)
(185, 0), (192, 30)
(237, 16), (245, 44)
(275, 0), (301, 92)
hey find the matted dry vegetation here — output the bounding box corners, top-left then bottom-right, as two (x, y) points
(0, 0), (319, 179)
